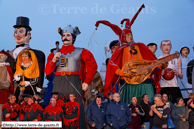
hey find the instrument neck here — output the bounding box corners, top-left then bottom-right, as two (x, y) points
(158, 53), (178, 63)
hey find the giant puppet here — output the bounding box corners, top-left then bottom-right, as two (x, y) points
(95, 4), (163, 103)
(0, 50), (14, 123)
(6, 16), (45, 96)
(178, 46), (192, 100)
(45, 25), (98, 129)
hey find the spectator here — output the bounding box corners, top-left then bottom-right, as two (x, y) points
(34, 94), (45, 109)
(149, 96), (170, 129)
(49, 92), (65, 109)
(128, 96), (145, 129)
(43, 97), (63, 122)
(2, 94), (19, 121)
(20, 95), (43, 121)
(63, 94), (80, 129)
(87, 95), (106, 129)
(162, 93), (174, 110)
(149, 93), (161, 129)
(106, 93), (132, 129)
(171, 97), (188, 129)
(140, 94), (151, 129)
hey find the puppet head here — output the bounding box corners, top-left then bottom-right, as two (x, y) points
(21, 50), (32, 65)
(147, 43), (158, 54)
(13, 16), (31, 45)
(160, 40), (172, 55)
(180, 46), (190, 58)
(109, 39), (119, 53)
(95, 4), (145, 44)
(58, 25), (81, 46)
(0, 50), (9, 63)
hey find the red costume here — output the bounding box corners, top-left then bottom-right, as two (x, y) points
(45, 25), (97, 129)
(49, 99), (65, 109)
(43, 105), (63, 129)
(45, 45), (97, 85)
(95, 4), (161, 103)
(20, 103), (43, 121)
(2, 102), (19, 121)
(19, 102), (27, 120)
(63, 101), (80, 129)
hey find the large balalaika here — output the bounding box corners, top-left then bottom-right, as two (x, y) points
(122, 51), (180, 84)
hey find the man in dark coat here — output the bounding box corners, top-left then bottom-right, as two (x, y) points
(6, 16), (45, 96)
(140, 94), (151, 129)
(128, 96), (145, 129)
(106, 93), (132, 129)
(87, 95), (106, 129)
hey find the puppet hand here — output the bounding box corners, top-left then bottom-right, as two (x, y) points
(52, 52), (61, 63)
(82, 82), (88, 91)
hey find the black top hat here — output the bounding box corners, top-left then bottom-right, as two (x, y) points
(13, 16), (32, 31)
(51, 92), (58, 95)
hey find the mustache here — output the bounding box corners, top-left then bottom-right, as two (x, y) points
(62, 39), (70, 42)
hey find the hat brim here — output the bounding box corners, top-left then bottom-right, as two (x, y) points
(13, 25), (32, 31)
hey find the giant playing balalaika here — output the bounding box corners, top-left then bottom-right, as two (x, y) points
(122, 51), (180, 84)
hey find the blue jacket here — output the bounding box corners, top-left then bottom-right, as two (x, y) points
(106, 101), (132, 129)
(87, 101), (107, 129)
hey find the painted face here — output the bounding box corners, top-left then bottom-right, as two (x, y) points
(52, 94), (58, 100)
(126, 33), (133, 43)
(62, 32), (73, 46)
(181, 47), (189, 57)
(96, 97), (102, 106)
(160, 41), (172, 54)
(50, 98), (56, 106)
(69, 94), (75, 102)
(0, 54), (7, 63)
(113, 94), (120, 102)
(111, 45), (118, 53)
(148, 45), (157, 54)
(22, 53), (31, 64)
(131, 97), (137, 105)
(14, 27), (27, 45)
